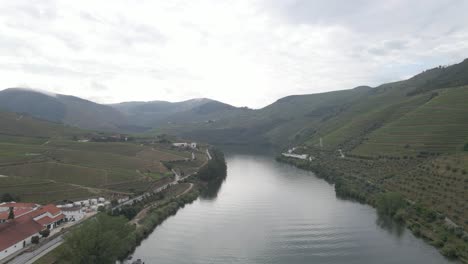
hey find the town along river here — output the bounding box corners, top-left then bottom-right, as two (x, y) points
(131, 153), (454, 264)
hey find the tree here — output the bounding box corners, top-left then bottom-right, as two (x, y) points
(8, 207), (14, 220)
(31, 236), (40, 244)
(464, 143), (468, 151)
(110, 199), (118, 207)
(1, 193), (15, 203)
(61, 214), (134, 264)
(376, 192), (406, 217)
(40, 229), (50, 238)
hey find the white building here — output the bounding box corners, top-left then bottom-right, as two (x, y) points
(281, 153), (309, 160)
(0, 217), (42, 261)
(0, 203), (64, 261)
(61, 207), (85, 222)
(172, 142), (188, 148)
(173, 142), (197, 149)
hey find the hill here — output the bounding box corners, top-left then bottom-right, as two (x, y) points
(0, 110), (207, 204)
(110, 98), (250, 128)
(0, 88), (128, 132)
(154, 59), (468, 153)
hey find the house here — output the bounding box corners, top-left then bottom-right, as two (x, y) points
(172, 142), (188, 148)
(28, 204), (65, 230)
(172, 142), (197, 149)
(0, 203), (38, 223)
(0, 203), (65, 261)
(61, 206), (85, 222)
(0, 217), (43, 261)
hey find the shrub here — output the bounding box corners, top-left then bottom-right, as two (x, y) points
(441, 244), (457, 258)
(40, 229), (50, 238)
(31, 236), (40, 244)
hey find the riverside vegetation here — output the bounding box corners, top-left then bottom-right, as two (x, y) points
(277, 153), (468, 262)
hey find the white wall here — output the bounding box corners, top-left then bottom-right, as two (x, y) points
(0, 233), (39, 261)
(63, 210), (84, 221)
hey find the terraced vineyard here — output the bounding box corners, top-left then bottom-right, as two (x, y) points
(0, 112), (204, 203)
(353, 86), (468, 156)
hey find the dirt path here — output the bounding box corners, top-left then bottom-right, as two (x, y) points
(69, 183), (133, 195)
(129, 183), (194, 226)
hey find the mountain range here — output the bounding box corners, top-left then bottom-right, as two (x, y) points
(1, 58), (468, 155)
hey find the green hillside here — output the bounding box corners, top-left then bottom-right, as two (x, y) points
(0, 88), (129, 132)
(152, 59), (468, 157)
(0, 111), (203, 203)
(353, 86), (468, 156)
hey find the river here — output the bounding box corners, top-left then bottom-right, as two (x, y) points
(131, 153), (454, 264)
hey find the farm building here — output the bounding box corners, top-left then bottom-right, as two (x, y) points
(61, 206), (85, 222)
(0, 217), (43, 261)
(0, 203), (39, 223)
(172, 142), (197, 149)
(28, 204), (65, 230)
(0, 203), (65, 261)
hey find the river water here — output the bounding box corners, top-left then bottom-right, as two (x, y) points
(132, 153), (453, 264)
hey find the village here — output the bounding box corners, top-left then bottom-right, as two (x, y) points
(0, 196), (120, 263)
(0, 141), (204, 264)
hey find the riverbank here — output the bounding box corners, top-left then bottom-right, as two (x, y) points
(277, 154), (468, 263)
(118, 148), (227, 261)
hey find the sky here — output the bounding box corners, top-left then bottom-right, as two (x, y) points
(1, 0), (468, 108)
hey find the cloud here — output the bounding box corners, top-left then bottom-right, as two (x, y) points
(0, 0), (467, 108)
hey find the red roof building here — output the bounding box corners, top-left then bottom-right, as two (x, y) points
(24, 204), (65, 230)
(0, 216), (43, 260)
(0, 202), (65, 261)
(0, 203), (38, 223)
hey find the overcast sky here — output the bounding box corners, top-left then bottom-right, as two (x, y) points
(1, 0), (468, 108)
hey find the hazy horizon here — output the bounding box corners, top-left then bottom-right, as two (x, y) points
(0, 57), (460, 109)
(1, 0), (468, 108)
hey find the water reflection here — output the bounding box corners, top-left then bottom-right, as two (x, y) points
(199, 178), (226, 200)
(376, 214), (406, 238)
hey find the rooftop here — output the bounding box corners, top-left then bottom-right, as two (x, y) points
(0, 216), (43, 251)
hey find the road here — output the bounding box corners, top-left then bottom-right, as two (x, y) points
(206, 149), (212, 160)
(129, 183), (194, 226)
(7, 236), (63, 264)
(113, 149), (210, 211)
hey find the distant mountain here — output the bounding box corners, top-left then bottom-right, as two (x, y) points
(110, 98), (250, 128)
(2, 58), (468, 151)
(0, 88), (128, 132)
